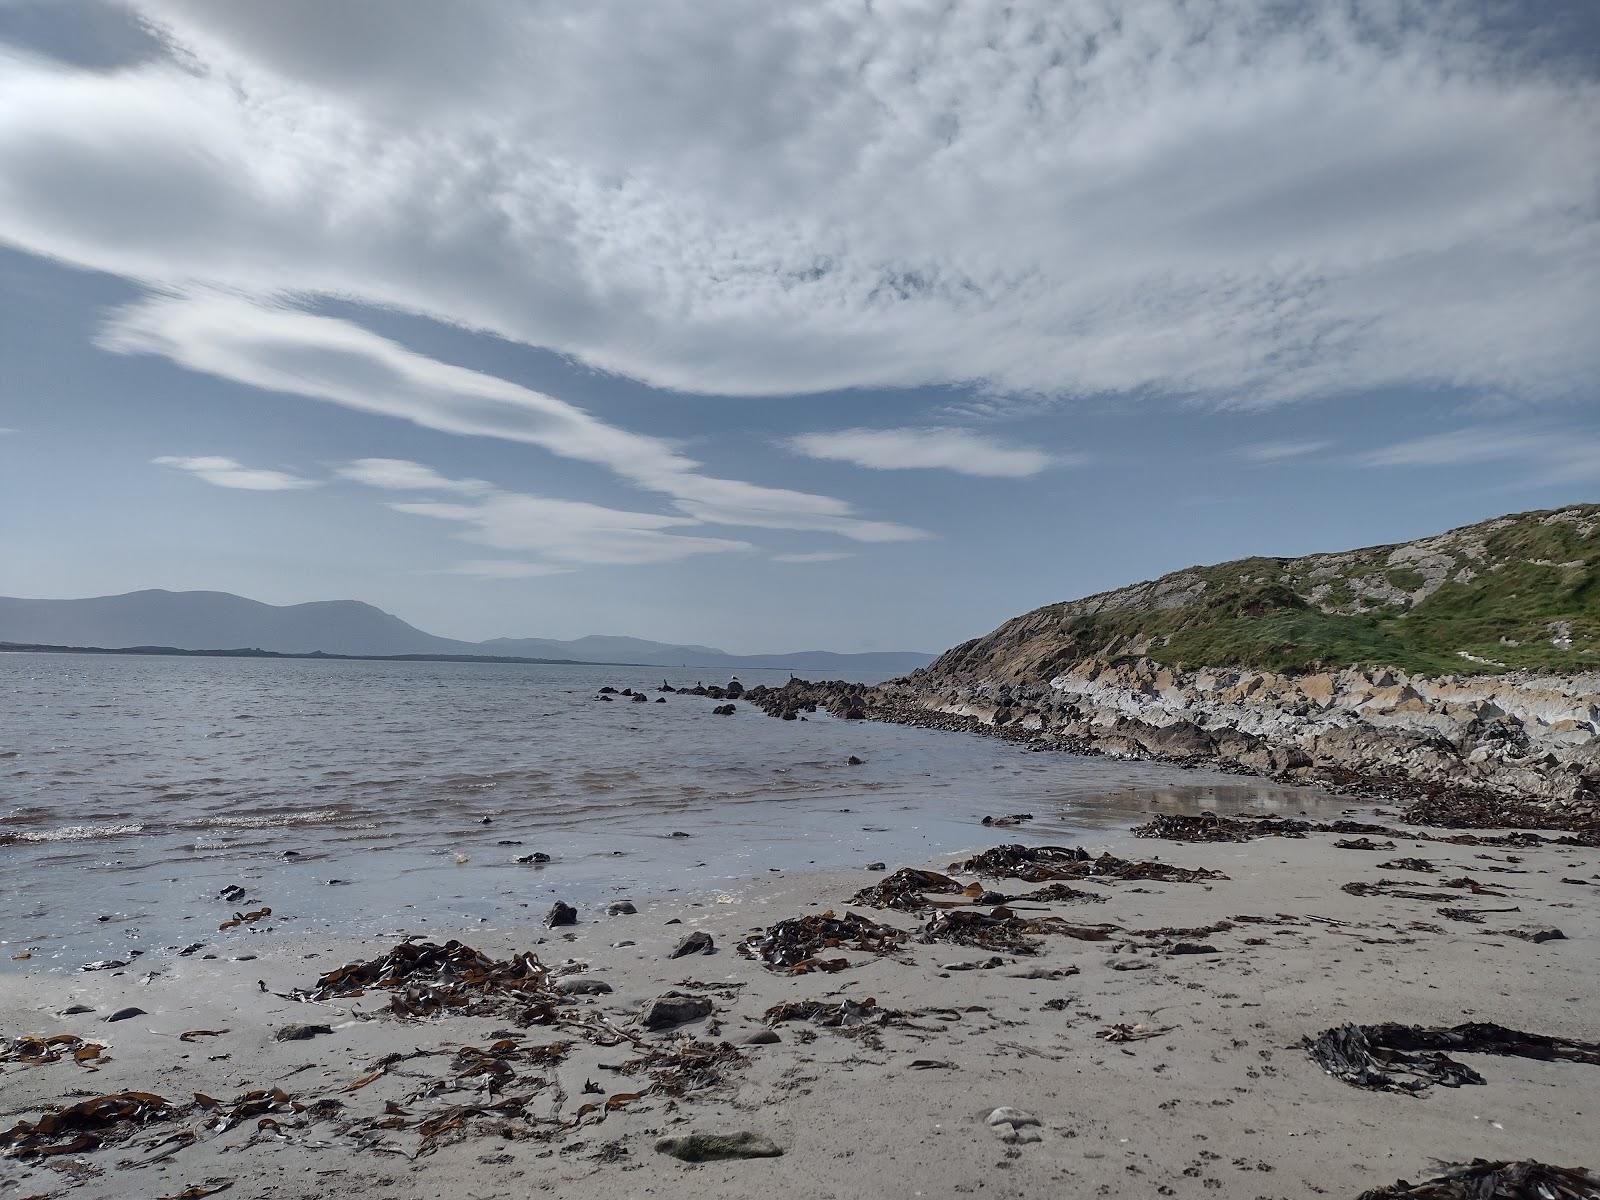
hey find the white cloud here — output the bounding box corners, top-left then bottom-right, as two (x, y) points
(0, 3), (1592, 407)
(772, 551), (855, 563)
(788, 427), (1063, 477)
(1360, 426), (1600, 483)
(153, 454), (316, 490)
(441, 560), (576, 580)
(332, 455), (757, 574)
(390, 493), (753, 567)
(1239, 439), (1331, 462)
(335, 457), (491, 494)
(103, 292), (927, 544)
(0, 427), (16, 434)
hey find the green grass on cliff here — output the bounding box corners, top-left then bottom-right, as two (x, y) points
(1032, 507), (1600, 676)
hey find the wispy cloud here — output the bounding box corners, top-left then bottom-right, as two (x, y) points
(153, 454), (316, 491)
(441, 560), (576, 579)
(0, 427), (16, 435)
(1360, 426), (1600, 483)
(788, 428), (1066, 478)
(336, 458), (492, 494)
(1, 5), (1595, 406)
(1238, 439), (1331, 462)
(104, 293), (926, 545)
(332, 456), (756, 574)
(772, 551), (856, 564)
(390, 493), (753, 568)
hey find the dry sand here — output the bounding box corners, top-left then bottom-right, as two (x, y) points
(3, 812), (1597, 1199)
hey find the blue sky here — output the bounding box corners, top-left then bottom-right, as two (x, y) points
(1, 2), (1597, 653)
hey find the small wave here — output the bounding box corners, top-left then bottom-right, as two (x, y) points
(3, 822), (144, 844)
(199, 809), (345, 829)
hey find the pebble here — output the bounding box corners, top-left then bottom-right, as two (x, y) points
(556, 977), (613, 995)
(668, 931), (715, 958)
(987, 1106), (1043, 1143)
(275, 1023), (333, 1042)
(655, 1131), (782, 1162)
(642, 992), (713, 1031)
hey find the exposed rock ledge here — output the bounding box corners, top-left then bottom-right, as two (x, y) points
(741, 663), (1600, 833)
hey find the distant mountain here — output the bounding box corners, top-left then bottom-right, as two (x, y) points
(0, 589), (933, 678)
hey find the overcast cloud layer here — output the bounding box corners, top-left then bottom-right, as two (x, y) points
(1, 0), (1595, 408)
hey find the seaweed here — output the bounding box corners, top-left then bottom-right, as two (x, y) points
(849, 868), (966, 911)
(764, 998), (902, 1028)
(1357, 1159), (1600, 1198)
(1, 1091), (174, 1158)
(1132, 813), (1392, 843)
(292, 939), (552, 1019)
(920, 906), (1119, 955)
(737, 910), (906, 973)
(953, 844), (1226, 884)
(1304, 1022), (1600, 1095)
(0, 1033), (106, 1068)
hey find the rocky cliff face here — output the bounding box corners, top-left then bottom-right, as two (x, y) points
(868, 507), (1600, 826)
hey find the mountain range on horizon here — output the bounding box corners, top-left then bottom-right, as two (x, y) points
(0, 589), (934, 676)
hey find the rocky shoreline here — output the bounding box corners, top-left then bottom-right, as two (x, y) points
(727, 664), (1600, 837)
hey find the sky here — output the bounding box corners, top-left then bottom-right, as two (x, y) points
(0, 1), (1597, 654)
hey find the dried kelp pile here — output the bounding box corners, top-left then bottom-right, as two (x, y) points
(1014, 882), (1106, 904)
(2, 1091), (175, 1158)
(1357, 1159), (1600, 1199)
(1133, 813), (1392, 843)
(1305, 1022), (1600, 1094)
(614, 1038), (747, 1099)
(850, 868), (967, 911)
(1403, 786), (1600, 842)
(292, 939), (552, 1019)
(920, 906), (1118, 955)
(953, 844), (1226, 884)
(0, 1033), (106, 1068)
(738, 910), (907, 974)
(764, 998), (902, 1029)
(2, 1088), (309, 1160)
(1137, 809), (1600, 849)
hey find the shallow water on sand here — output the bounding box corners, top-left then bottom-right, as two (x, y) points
(2, 652), (1354, 968)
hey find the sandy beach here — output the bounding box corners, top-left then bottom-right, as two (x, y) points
(4, 806), (1596, 1200)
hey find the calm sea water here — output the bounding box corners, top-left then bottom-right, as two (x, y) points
(1, 652), (1352, 970)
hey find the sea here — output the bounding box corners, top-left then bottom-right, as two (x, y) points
(0, 652), (1354, 971)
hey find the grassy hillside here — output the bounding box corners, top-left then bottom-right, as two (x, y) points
(928, 505), (1600, 680)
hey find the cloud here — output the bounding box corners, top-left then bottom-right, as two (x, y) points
(772, 551), (855, 563)
(0, 427), (16, 434)
(390, 493), (753, 567)
(153, 454), (316, 490)
(788, 427), (1064, 477)
(441, 560), (576, 580)
(1238, 439), (1331, 462)
(335, 457), (491, 494)
(0, 3), (1593, 408)
(1359, 426), (1600, 484)
(103, 292), (927, 544)
(331, 455), (758, 573)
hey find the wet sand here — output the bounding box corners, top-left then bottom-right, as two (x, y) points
(3, 811), (1596, 1199)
